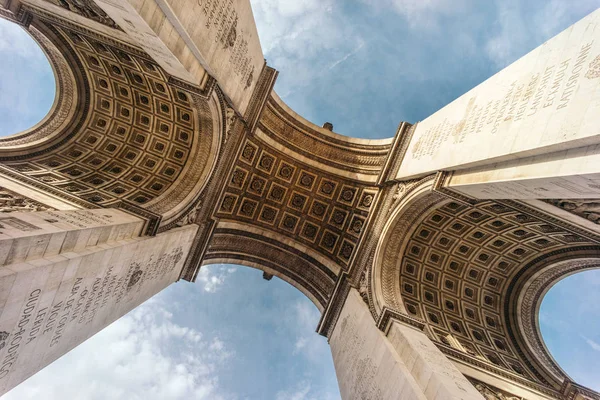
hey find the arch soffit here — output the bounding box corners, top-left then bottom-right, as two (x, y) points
(371, 183), (600, 391)
(371, 178), (446, 316)
(204, 221), (340, 312)
(0, 16), (223, 224)
(508, 252), (600, 386)
(259, 93), (392, 182)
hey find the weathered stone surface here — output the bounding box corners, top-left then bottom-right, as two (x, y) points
(330, 289), (427, 400)
(0, 224), (198, 394)
(396, 10), (600, 180)
(0, 1), (599, 399)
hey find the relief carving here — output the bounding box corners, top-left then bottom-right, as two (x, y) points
(471, 380), (523, 400)
(50, 0), (120, 29)
(176, 200), (203, 227)
(0, 187), (53, 213)
(546, 199), (600, 224)
(358, 270), (369, 305)
(225, 106), (238, 141)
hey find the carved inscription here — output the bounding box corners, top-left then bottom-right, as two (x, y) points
(0, 226), (194, 389)
(43, 210), (115, 228)
(336, 315), (383, 399)
(0, 217), (40, 232)
(412, 43), (595, 160)
(198, 0), (254, 89)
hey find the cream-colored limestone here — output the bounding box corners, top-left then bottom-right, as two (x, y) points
(446, 143), (600, 199)
(0, 174), (80, 211)
(0, 208), (144, 267)
(20, 0), (140, 46)
(386, 322), (484, 400)
(93, 0), (264, 115)
(330, 290), (484, 400)
(453, 362), (555, 400)
(0, 223), (198, 395)
(92, 0), (204, 84)
(396, 10), (600, 180)
(330, 289), (427, 400)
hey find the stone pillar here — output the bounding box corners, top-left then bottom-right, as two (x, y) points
(394, 10), (600, 182)
(91, 0), (265, 115)
(329, 289), (483, 400)
(442, 145), (600, 200)
(386, 321), (484, 400)
(0, 209), (198, 395)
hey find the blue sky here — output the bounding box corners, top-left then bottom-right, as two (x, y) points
(540, 269), (600, 392)
(1, 0), (600, 398)
(0, 20), (54, 136)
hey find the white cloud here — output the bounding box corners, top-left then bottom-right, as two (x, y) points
(275, 383), (311, 400)
(485, 0), (600, 67)
(250, 0), (364, 97)
(359, 0), (467, 29)
(3, 297), (233, 400)
(195, 265), (236, 293)
(0, 19), (47, 60)
(290, 301), (329, 362)
(275, 381), (339, 400)
(583, 336), (600, 352)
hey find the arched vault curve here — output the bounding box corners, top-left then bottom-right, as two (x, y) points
(203, 221), (340, 312)
(507, 250), (600, 387)
(371, 181), (600, 395)
(371, 178), (445, 316)
(0, 17), (223, 225)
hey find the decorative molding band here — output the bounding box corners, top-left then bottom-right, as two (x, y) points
(377, 307), (426, 333)
(500, 200), (600, 244)
(244, 63), (278, 134)
(168, 75), (216, 100)
(0, 165), (95, 209)
(180, 220), (216, 282)
(22, 5), (148, 58)
(439, 344), (561, 398)
(114, 200), (162, 236)
(432, 171), (479, 205)
(561, 380), (600, 400)
(316, 273), (351, 337)
(0, 3), (32, 26)
(377, 121), (413, 186)
(206, 226), (336, 309)
(384, 121), (417, 183)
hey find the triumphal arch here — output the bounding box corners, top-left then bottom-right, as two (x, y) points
(0, 1), (599, 398)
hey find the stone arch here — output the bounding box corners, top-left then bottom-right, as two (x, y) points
(0, 16), (223, 225)
(371, 177), (444, 317)
(507, 250), (600, 387)
(202, 221), (340, 312)
(371, 179), (600, 396)
(0, 19), (83, 151)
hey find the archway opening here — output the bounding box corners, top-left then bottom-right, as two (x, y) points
(0, 18), (55, 137)
(539, 269), (600, 392)
(3, 264), (341, 399)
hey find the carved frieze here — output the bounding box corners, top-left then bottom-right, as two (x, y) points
(48, 0), (120, 29)
(0, 187), (54, 213)
(545, 199), (600, 224)
(468, 379), (524, 400)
